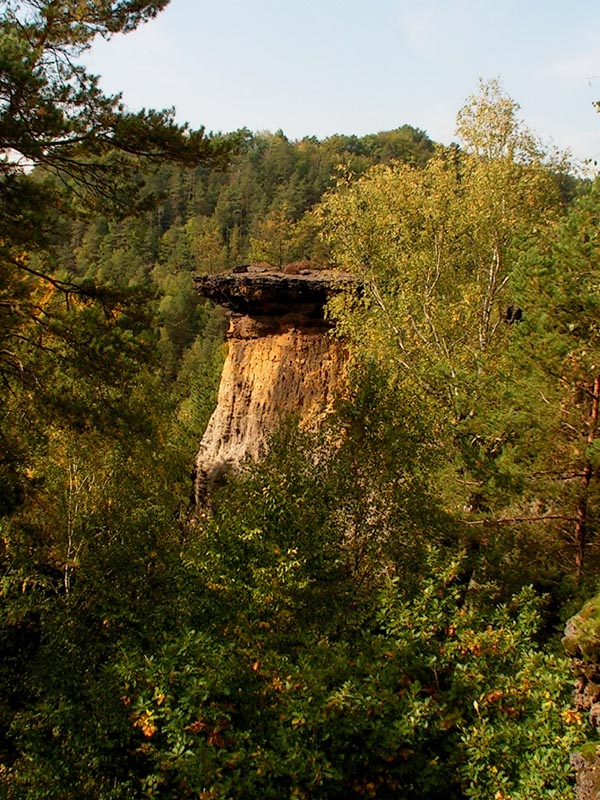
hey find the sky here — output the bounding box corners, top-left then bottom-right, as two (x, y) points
(84, 0), (600, 169)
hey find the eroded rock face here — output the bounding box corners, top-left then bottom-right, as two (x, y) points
(192, 268), (355, 505)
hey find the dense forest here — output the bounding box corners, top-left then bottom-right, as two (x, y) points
(2, 2), (600, 798)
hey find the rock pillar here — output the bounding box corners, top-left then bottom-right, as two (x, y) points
(192, 268), (355, 505)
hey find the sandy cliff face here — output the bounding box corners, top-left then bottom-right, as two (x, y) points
(193, 269), (355, 505)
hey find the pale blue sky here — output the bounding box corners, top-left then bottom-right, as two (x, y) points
(85, 0), (600, 167)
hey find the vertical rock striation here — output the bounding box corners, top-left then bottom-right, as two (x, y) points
(192, 267), (356, 505)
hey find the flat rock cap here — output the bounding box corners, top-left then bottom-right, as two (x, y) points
(193, 268), (358, 318)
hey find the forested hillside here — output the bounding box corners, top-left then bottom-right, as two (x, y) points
(1, 2), (599, 798)
(63, 124), (434, 376)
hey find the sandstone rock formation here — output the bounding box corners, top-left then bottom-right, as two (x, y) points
(192, 267), (356, 505)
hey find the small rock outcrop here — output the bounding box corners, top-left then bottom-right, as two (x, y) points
(192, 267), (356, 505)
(563, 595), (600, 798)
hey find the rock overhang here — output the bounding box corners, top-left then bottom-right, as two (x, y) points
(193, 267), (358, 320)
